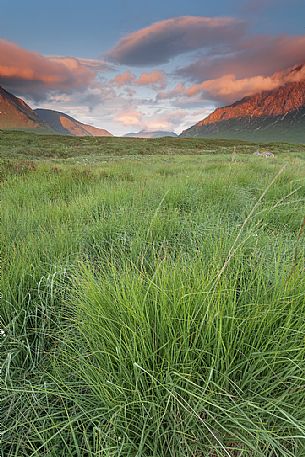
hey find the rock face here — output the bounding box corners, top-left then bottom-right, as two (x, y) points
(0, 86), (48, 131)
(253, 150), (275, 158)
(181, 68), (305, 143)
(124, 130), (178, 138)
(35, 109), (112, 137)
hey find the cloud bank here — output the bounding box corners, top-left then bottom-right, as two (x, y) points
(107, 16), (245, 66)
(159, 63), (305, 104)
(0, 39), (106, 100)
(178, 35), (305, 83)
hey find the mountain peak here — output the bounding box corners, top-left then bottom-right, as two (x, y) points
(181, 67), (305, 143)
(0, 85), (112, 136)
(0, 85), (48, 131)
(198, 79), (305, 127)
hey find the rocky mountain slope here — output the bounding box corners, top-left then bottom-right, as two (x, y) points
(0, 84), (112, 136)
(0, 86), (49, 131)
(181, 66), (305, 143)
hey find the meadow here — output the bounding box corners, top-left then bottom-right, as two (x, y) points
(1, 132), (305, 456)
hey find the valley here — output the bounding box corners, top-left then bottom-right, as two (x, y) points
(1, 133), (305, 456)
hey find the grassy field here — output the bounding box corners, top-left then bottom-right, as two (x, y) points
(1, 132), (305, 456)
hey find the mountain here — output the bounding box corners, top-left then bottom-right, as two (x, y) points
(0, 85), (49, 131)
(35, 109), (112, 137)
(124, 130), (178, 138)
(181, 66), (305, 143)
(0, 85), (112, 136)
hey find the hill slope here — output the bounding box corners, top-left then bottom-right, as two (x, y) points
(35, 109), (112, 137)
(181, 69), (305, 143)
(124, 130), (177, 138)
(0, 86), (48, 131)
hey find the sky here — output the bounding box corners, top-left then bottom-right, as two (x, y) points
(1, 0), (305, 135)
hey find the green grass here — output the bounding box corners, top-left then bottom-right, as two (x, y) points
(1, 133), (305, 456)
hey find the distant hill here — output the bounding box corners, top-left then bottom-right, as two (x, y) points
(181, 64), (305, 143)
(35, 109), (112, 137)
(124, 130), (177, 138)
(0, 85), (50, 132)
(0, 84), (112, 136)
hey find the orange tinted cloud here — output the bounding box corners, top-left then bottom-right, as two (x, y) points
(116, 110), (142, 126)
(137, 71), (165, 87)
(107, 16), (245, 65)
(0, 40), (101, 99)
(188, 75), (280, 101)
(113, 71), (135, 86)
(159, 64), (305, 103)
(113, 70), (166, 88)
(178, 35), (305, 83)
(196, 65), (305, 102)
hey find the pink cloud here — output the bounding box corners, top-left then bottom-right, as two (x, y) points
(188, 75), (281, 101)
(116, 110), (142, 126)
(159, 63), (305, 103)
(178, 35), (305, 83)
(113, 71), (136, 86)
(137, 71), (166, 88)
(107, 16), (245, 65)
(113, 70), (166, 88)
(0, 40), (101, 99)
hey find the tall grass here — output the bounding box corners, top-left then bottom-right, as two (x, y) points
(1, 143), (305, 456)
